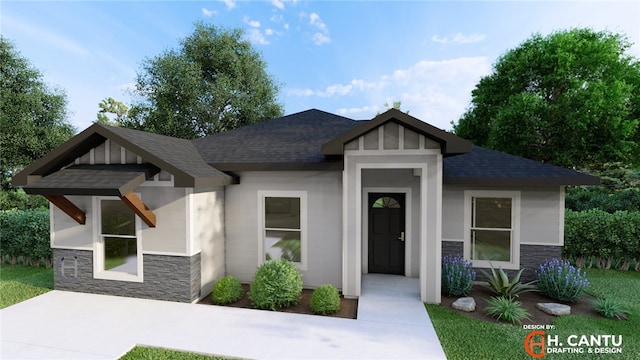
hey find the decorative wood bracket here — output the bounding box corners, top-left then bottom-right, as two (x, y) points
(119, 191), (156, 228)
(44, 195), (86, 225)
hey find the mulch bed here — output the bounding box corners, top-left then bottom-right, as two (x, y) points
(441, 285), (605, 325)
(198, 284), (358, 319)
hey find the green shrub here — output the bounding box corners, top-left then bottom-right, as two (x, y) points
(441, 255), (476, 296)
(485, 296), (531, 325)
(0, 209), (51, 266)
(592, 298), (629, 320)
(211, 276), (243, 305)
(563, 209), (640, 269)
(479, 264), (537, 299)
(249, 259), (302, 310)
(536, 259), (589, 302)
(310, 284), (341, 315)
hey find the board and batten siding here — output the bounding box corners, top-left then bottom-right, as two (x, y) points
(225, 171), (343, 289)
(442, 185), (564, 245)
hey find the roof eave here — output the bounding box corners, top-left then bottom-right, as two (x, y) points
(443, 176), (601, 187)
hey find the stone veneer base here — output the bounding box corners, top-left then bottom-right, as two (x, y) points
(442, 241), (561, 282)
(53, 249), (201, 303)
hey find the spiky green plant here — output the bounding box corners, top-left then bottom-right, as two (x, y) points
(485, 296), (532, 325)
(592, 298), (629, 320)
(480, 264), (536, 299)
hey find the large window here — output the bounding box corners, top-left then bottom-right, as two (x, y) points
(94, 198), (142, 282)
(465, 191), (520, 269)
(259, 191), (307, 269)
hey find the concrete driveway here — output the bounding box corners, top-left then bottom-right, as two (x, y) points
(0, 275), (446, 359)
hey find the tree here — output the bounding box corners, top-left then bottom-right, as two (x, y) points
(96, 97), (128, 126)
(123, 22), (283, 139)
(0, 37), (75, 191)
(453, 28), (640, 168)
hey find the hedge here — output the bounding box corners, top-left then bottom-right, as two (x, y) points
(564, 209), (640, 271)
(0, 209), (52, 267)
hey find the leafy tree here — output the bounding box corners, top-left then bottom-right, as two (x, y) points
(0, 37), (74, 191)
(96, 97), (128, 126)
(453, 28), (640, 168)
(123, 22), (283, 139)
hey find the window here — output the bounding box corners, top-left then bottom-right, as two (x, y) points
(465, 191), (520, 269)
(259, 191), (307, 269)
(94, 198), (142, 282)
(372, 196), (401, 208)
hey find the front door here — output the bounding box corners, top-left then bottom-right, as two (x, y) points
(368, 193), (405, 275)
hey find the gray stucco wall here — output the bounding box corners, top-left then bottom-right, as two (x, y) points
(442, 185), (563, 245)
(441, 241), (561, 282)
(225, 171), (343, 289)
(53, 249), (201, 302)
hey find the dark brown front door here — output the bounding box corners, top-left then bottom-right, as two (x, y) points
(368, 193), (405, 275)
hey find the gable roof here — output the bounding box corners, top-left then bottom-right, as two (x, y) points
(321, 109), (472, 156)
(13, 123), (232, 188)
(193, 109), (360, 171)
(22, 164), (160, 196)
(444, 146), (600, 186)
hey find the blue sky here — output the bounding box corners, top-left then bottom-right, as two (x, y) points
(2, 1), (639, 132)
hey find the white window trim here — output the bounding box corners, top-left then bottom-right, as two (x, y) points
(257, 190), (308, 271)
(93, 196), (144, 282)
(463, 190), (521, 270)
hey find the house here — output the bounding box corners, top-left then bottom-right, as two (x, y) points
(13, 109), (599, 304)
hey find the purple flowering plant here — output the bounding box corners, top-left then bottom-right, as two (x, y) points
(535, 258), (589, 302)
(442, 255), (476, 296)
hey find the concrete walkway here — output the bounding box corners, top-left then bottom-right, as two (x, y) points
(1, 275), (445, 359)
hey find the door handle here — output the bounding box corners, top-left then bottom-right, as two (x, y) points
(398, 231), (405, 242)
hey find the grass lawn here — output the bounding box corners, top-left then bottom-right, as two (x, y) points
(426, 268), (640, 359)
(119, 346), (229, 360)
(0, 264), (53, 309)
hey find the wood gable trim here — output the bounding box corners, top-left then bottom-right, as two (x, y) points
(44, 195), (86, 225)
(120, 191), (157, 227)
(321, 108), (472, 156)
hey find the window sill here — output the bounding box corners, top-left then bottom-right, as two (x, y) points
(469, 260), (520, 271)
(94, 271), (143, 283)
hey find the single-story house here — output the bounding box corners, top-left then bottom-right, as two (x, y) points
(13, 109), (599, 304)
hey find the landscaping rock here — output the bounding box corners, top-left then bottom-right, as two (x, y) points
(537, 303), (571, 316)
(452, 297), (476, 312)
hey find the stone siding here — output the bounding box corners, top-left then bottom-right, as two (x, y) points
(441, 241), (561, 282)
(53, 249), (201, 302)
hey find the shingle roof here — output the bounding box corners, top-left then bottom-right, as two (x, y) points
(193, 109), (360, 170)
(13, 123), (232, 188)
(443, 146), (600, 186)
(23, 164), (159, 196)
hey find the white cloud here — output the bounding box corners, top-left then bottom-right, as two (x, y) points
(244, 16), (260, 28)
(4, 16), (88, 56)
(432, 33), (487, 44)
(271, 0), (285, 10)
(288, 57), (491, 129)
(246, 29), (269, 45)
(220, 0), (236, 10)
(201, 8), (216, 18)
(265, 28), (274, 36)
(309, 13), (327, 31)
(284, 23), (290, 30)
(307, 12), (330, 45)
(312, 32), (330, 46)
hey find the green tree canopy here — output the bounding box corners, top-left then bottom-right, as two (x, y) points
(0, 37), (75, 191)
(453, 28), (640, 168)
(96, 97), (128, 126)
(123, 22), (284, 139)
